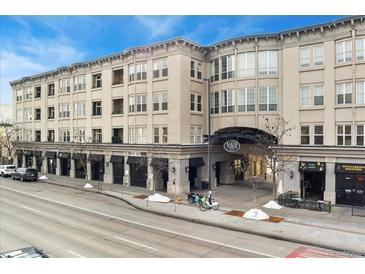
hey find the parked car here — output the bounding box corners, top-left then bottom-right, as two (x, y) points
(12, 168), (38, 182)
(0, 247), (48, 258)
(0, 165), (17, 177)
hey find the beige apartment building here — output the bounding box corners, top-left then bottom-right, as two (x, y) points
(10, 16), (365, 206)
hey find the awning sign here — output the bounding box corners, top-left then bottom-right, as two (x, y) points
(335, 163), (365, 174)
(298, 161), (325, 172)
(223, 140), (240, 153)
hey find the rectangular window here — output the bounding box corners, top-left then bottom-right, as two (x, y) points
(136, 95), (147, 112)
(59, 103), (71, 118)
(35, 108), (41, 120)
(336, 40), (352, 63)
(301, 126), (310, 144)
(74, 75), (86, 91)
(259, 86), (277, 111)
(190, 61), (196, 78)
(48, 107), (55, 119)
(221, 89), (235, 113)
(25, 87), (32, 99)
(153, 94), (159, 111)
(210, 92), (219, 114)
(356, 38), (365, 61)
(136, 63), (147, 80)
(259, 51), (278, 75)
(23, 108), (32, 121)
(24, 129), (33, 141)
(16, 89), (23, 101)
(152, 93), (168, 112)
(210, 58), (219, 82)
(197, 95), (202, 112)
(129, 65), (135, 82)
(221, 55), (235, 79)
(337, 125), (352, 146)
(161, 93), (168, 110)
(356, 81), (365, 104)
(59, 79), (70, 93)
(128, 127), (135, 143)
(112, 98), (123, 114)
(300, 86), (310, 106)
(136, 127), (147, 144)
(73, 128), (86, 142)
(16, 109), (22, 122)
(190, 94), (195, 111)
(190, 127), (195, 144)
(162, 127), (168, 144)
(92, 73), (102, 89)
(313, 45), (324, 66)
(237, 52), (256, 77)
(153, 127), (160, 143)
(35, 86), (41, 98)
(336, 82), (352, 104)
(73, 101), (86, 117)
(314, 125), (323, 145)
(47, 130), (55, 142)
(300, 47), (310, 68)
(112, 69), (124, 85)
(153, 59), (168, 78)
(314, 85), (324, 106)
(196, 127), (202, 144)
(197, 63), (202, 79)
(48, 83), (55, 96)
(92, 101), (102, 116)
(129, 96), (135, 113)
(92, 129), (102, 143)
(35, 130), (41, 142)
(237, 88), (255, 112)
(357, 125), (364, 146)
(59, 128), (71, 142)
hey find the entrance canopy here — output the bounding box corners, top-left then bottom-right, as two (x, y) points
(110, 155), (124, 163)
(211, 127), (277, 145)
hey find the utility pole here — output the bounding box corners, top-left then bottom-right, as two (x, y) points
(204, 78), (212, 190)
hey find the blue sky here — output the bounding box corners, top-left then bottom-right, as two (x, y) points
(0, 15), (346, 105)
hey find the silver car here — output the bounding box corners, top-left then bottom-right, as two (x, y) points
(0, 165), (17, 177)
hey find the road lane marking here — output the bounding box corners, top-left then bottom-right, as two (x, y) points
(0, 185), (275, 257)
(113, 236), (158, 251)
(68, 250), (86, 258)
(20, 205), (41, 214)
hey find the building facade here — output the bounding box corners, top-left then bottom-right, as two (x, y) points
(10, 16), (365, 206)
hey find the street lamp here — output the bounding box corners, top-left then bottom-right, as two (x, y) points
(203, 77), (211, 191)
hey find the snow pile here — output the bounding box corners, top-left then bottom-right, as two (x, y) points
(263, 200), (283, 209)
(39, 175), (48, 180)
(146, 193), (171, 203)
(243, 208), (269, 220)
(84, 183), (93, 189)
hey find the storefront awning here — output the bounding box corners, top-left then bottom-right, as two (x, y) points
(34, 151), (42, 157)
(72, 153), (86, 160)
(298, 161), (325, 172)
(45, 151), (56, 158)
(88, 154), (104, 162)
(110, 155), (124, 163)
(189, 157), (205, 167)
(150, 158), (168, 167)
(24, 150), (33, 156)
(58, 152), (70, 159)
(126, 156), (146, 165)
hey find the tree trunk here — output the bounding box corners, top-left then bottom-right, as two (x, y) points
(272, 174), (277, 200)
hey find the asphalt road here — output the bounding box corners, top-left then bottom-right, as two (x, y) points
(0, 177), (320, 258)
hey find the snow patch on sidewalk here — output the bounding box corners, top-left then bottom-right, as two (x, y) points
(263, 200), (283, 209)
(146, 193), (171, 203)
(243, 208), (269, 220)
(84, 183), (93, 189)
(39, 175), (48, 180)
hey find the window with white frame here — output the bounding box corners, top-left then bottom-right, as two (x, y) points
(152, 92), (168, 111)
(136, 63), (147, 80)
(190, 126), (202, 144)
(92, 73), (102, 89)
(16, 130), (23, 142)
(129, 65), (135, 82)
(221, 55), (235, 80)
(35, 86), (41, 98)
(356, 81), (365, 104)
(136, 95), (147, 112)
(128, 127), (135, 143)
(300, 45), (324, 68)
(153, 59), (168, 78)
(92, 128), (102, 143)
(210, 58), (219, 82)
(48, 107), (55, 119)
(237, 52), (256, 77)
(210, 92), (219, 114)
(237, 88), (255, 112)
(314, 125), (324, 145)
(190, 93), (202, 112)
(25, 87), (32, 99)
(337, 125), (352, 146)
(136, 127), (147, 144)
(336, 40), (352, 63)
(48, 83), (55, 96)
(314, 85), (324, 106)
(162, 127), (168, 144)
(357, 125), (365, 146)
(259, 51), (278, 75)
(112, 68), (124, 85)
(221, 89), (235, 113)
(92, 101), (102, 116)
(129, 96), (135, 113)
(152, 126), (168, 144)
(259, 86), (277, 111)
(16, 89), (23, 101)
(59, 128), (71, 142)
(59, 103), (71, 118)
(190, 60), (202, 79)
(24, 129), (33, 141)
(336, 82), (352, 104)
(16, 109), (22, 122)
(74, 75), (86, 91)
(300, 47), (310, 68)
(300, 126), (310, 144)
(23, 108), (32, 121)
(313, 45), (324, 66)
(300, 86), (310, 106)
(73, 101), (86, 117)
(153, 127), (160, 143)
(356, 38), (365, 61)
(73, 128), (86, 142)
(59, 79), (70, 93)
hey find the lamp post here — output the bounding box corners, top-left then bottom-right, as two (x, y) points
(203, 78), (211, 190)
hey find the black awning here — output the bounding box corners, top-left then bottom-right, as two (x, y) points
(72, 153), (86, 160)
(24, 150), (33, 156)
(58, 152), (70, 159)
(150, 158), (168, 167)
(126, 156), (146, 165)
(45, 151), (56, 158)
(34, 151), (42, 157)
(189, 157), (205, 167)
(88, 154), (104, 162)
(110, 155), (124, 163)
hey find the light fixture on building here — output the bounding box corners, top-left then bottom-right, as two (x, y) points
(185, 166), (189, 173)
(171, 166), (176, 174)
(289, 170), (294, 179)
(106, 162), (109, 167)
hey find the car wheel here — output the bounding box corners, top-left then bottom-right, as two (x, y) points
(12, 175), (15, 180)
(1, 172), (4, 177)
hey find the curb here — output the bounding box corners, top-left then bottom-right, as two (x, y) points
(43, 179), (365, 256)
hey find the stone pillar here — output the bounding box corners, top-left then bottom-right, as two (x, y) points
(103, 155), (113, 184)
(13, 155), (18, 168)
(32, 156), (37, 169)
(123, 157), (130, 186)
(167, 159), (189, 194)
(22, 155), (26, 168)
(198, 160), (216, 189)
(147, 157), (154, 191)
(87, 161), (92, 181)
(324, 161), (336, 204)
(56, 158), (61, 176)
(70, 159), (75, 178)
(42, 157), (48, 174)
(220, 160), (235, 184)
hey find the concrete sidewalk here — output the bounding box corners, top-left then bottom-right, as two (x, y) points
(41, 175), (365, 255)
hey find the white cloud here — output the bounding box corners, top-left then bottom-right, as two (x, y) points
(134, 16), (182, 40)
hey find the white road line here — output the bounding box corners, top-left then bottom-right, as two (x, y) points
(68, 250), (86, 258)
(113, 236), (158, 251)
(20, 205), (41, 214)
(0, 185), (275, 258)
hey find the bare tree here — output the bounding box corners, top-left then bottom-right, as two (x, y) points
(0, 119), (21, 164)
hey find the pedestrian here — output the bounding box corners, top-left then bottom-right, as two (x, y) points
(208, 190), (212, 206)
